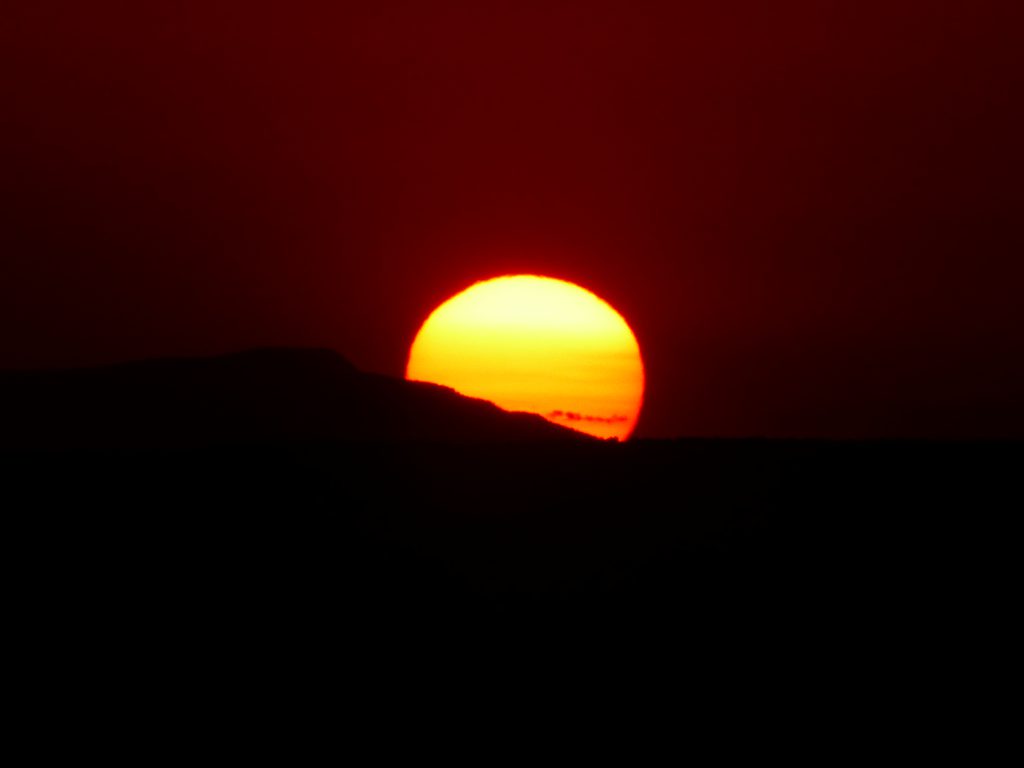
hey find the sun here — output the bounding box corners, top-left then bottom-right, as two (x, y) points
(406, 275), (644, 440)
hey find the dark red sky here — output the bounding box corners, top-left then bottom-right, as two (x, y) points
(3, 1), (1022, 438)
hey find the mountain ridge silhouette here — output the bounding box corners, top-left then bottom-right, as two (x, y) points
(1, 347), (1018, 677)
(0, 347), (594, 449)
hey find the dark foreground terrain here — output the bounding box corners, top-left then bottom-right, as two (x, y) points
(3, 351), (1019, 705)
(7, 437), (1017, 613)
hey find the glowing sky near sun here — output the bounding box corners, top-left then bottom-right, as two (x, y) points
(406, 275), (644, 440)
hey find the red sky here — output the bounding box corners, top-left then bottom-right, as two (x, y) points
(2, 1), (1022, 438)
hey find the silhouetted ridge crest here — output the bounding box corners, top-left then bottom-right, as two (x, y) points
(0, 347), (590, 449)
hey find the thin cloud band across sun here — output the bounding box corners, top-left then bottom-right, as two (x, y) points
(406, 275), (644, 440)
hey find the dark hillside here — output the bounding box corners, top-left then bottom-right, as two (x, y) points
(2, 351), (1019, 681)
(0, 347), (588, 449)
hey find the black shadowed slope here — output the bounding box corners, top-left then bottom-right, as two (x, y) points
(1, 348), (1019, 689)
(0, 347), (589, 449)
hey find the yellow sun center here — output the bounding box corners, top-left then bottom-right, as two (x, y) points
(406, 275), (644, 440)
